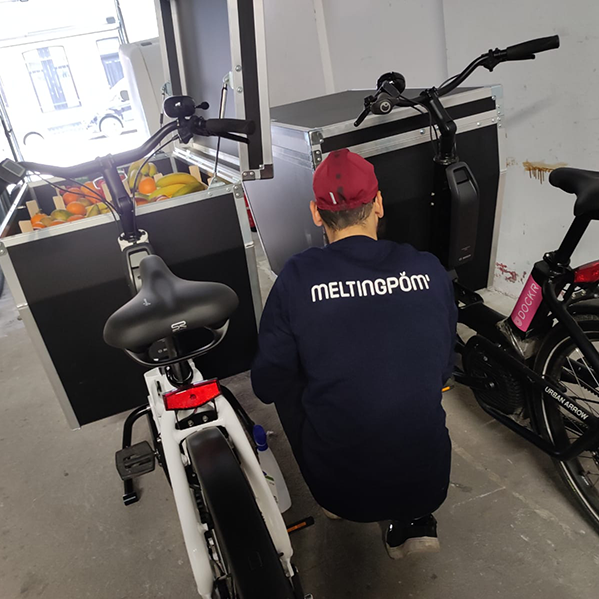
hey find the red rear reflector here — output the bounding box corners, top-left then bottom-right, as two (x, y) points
(163, 379), (221, 411)
(574, 260), (599, 284)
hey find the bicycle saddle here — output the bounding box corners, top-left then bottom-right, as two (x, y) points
(549, 167), (599, 218)
(103, 255), (239, 352)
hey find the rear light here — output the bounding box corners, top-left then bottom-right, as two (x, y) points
(163, 379), (221, 411)
(574, 260), (599, 284)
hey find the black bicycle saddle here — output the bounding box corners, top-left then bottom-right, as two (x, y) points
(549, 167), (599, 218)
(103, 255), (239, 351)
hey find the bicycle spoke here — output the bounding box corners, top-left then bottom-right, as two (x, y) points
(562, 365), (599, 400)
(577, 348), (599, 390)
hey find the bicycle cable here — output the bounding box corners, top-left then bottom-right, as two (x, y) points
(398, 93), (439, 154)
(129, 134), (181, 234)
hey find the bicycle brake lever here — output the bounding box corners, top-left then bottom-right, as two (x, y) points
(354, 107), (371, 127)
(355, 95), (375, 127)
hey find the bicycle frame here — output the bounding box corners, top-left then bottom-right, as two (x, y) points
(455, 210), (599, 459)
(2, 105), (298, 598)
(145, 362), (294, 598)
(412, 73), (599, 461)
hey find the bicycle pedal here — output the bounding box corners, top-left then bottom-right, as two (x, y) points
(123, 491), (139, 506)
(116, 441), (156, 481)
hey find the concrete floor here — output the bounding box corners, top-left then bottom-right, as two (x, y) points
(1, 253), (598, 599)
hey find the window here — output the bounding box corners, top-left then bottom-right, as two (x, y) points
(23, 46), (81, 113)
(97, 37), (124, 88)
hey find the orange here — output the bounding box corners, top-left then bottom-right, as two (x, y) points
(63, 190), (85, 205)
(31, 213), (48, 225)
(48, 220), (63, 226)
(138, 177), (157, 194)
(32, 223), (46, 230)
(81, 181), (103, 203)
(135, 199), (149, 206)
(66, 202), (86, 216)
(67, 215), (84, 222)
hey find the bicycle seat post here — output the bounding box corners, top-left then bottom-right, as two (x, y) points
(163, 336), (193, 387)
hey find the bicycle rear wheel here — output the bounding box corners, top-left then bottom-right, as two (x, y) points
(187, 427), (295, 599)
(534, 314), (599, 531)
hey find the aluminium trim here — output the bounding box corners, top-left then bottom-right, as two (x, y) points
(167, 0), (188, 95)
(247, 0), (274, 175)
(234, 183), (262, 325)
(272, 145), (314, 169)
(174, 146), (241, 185)
(271, 126), (311, 155)
(226, 0), (247, 169)
(0, 182), (28, 241)
(489, 170), (507, 289)
(488, 84), (507, 289)
(226, 0), (272, 180)
(2, 182), (237, 248)
(333, 110), (499, 159)
(271, 121), (313, 134)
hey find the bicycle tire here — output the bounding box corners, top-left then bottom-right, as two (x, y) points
(533, 314), (599, 532)
(187, 427), (295, 599)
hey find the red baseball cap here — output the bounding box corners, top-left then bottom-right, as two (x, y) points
(312, 149), (379, 212)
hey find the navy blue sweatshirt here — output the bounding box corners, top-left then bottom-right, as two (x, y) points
(251, 236), (457, 522)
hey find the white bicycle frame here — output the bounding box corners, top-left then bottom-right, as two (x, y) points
(144, 362), (294, 598)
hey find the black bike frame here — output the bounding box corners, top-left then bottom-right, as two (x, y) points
(372, 51), (599, 461)
(426, 95), (599, 458)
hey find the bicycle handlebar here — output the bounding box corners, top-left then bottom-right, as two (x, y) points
(17, 115), (254, 181)
(356, 34), (560, 125)
(202, 118), (256, 136)
(504, 35), (560, 61)
(20, 120), (181, 180)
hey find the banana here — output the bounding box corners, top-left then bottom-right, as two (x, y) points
(156, 172), (199, 188)
(127, 169), (139, 190)
(171, 182), (207, 197)
(127, 159), (143, 177)
(149, 183), (185, 200)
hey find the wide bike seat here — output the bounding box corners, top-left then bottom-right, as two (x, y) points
(103, 255), (239, 352)
(549, 167), (599, 218)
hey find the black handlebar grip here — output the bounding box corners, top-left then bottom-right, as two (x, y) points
(505, 35), (560, 61)
(203, 119), (256, 136)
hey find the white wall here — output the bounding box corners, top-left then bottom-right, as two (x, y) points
(262, 0), (448, 106)
(322, 0), (448, 91)
(443, 0), (599, 296)
(262, 0), (329, 107)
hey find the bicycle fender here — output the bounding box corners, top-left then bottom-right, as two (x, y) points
(567, 297), (599, 317)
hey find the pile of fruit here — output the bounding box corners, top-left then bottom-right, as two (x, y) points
(29, 181), (111, 229)
(127, 160), (206, 206)
(27, 160), (207, 230)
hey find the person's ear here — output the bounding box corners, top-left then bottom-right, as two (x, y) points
(310, 201), (324, 227)
(374, 191), (384, 218)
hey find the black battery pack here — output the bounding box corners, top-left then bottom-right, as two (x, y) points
(446, 162), (480, 269)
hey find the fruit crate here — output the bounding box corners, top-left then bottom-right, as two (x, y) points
(0, 156), (262, 428)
